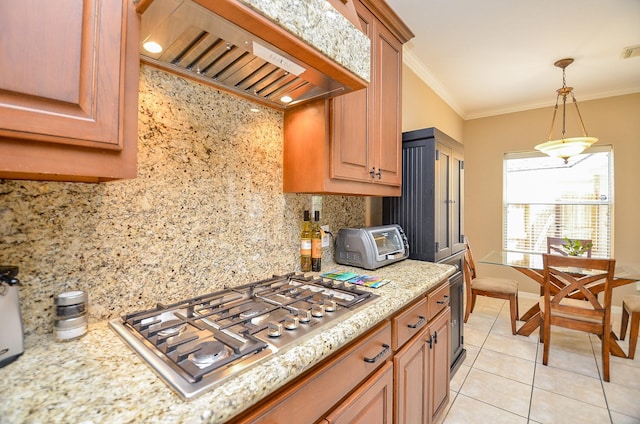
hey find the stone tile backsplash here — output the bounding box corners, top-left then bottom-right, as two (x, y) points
(0, 65), (365, 336)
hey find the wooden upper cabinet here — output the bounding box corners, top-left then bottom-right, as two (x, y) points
(283, 0), (413, 196)
(0, 0), (139, 182)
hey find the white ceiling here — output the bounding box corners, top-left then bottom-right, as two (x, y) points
(385, 0), (640, 119)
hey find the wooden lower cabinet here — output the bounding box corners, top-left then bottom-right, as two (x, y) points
(230, 280), (451, 424)
(231, 321), (392, 423)
(323, 361), (394, 424)
(394, 307), (451, 424)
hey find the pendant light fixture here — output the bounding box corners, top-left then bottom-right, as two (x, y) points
(534, 58), (598, 163)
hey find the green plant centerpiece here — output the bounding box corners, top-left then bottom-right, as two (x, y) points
(562, 237), (593, 256)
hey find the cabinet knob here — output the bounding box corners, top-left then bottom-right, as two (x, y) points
(370, 167), (382, 179)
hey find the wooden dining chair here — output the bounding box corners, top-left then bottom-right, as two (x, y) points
(546, 236), (592, 257)
(463, 237), (519, 334)
(620, 294), (640, 359)
(540, 254), (616, 381)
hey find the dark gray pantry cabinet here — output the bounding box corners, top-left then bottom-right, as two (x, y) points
(383, 127), (466, 374)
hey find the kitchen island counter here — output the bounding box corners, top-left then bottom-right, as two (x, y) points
(0, 260), (454, 423)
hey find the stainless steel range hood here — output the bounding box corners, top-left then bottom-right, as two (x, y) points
(137, 0), (370, 109)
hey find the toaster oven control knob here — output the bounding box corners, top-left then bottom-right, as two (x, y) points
(297, 310), (311, 323)
(267, 322), (283, 338)
(324, 299), (337, 312)
(284, 315), (299, 330)
(311, 304), (325, 318)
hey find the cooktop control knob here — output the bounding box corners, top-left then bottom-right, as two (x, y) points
(311, 304), (325, 318)
(284, 315), (299, 330)
(267, 322), (283, 338)
(324, 299), (337, 312)
(297, 310), (311, 323)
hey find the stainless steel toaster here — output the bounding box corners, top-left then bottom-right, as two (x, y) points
(0, 266), (24, 368)
(335, 224), (409, 270)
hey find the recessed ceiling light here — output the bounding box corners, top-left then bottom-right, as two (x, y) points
(143, 41), (163, 54)
(280, 95), (293, 104)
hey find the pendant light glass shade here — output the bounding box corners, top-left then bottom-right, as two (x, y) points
(535, 58), (598, 163)
(534, 136), (598, 162)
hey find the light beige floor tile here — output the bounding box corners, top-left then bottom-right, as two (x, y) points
(473, 349), (535, 385)
(464, 326), (490, 348)
(610, 411), (640, 424)
(442, 393), (528, 424)
(470, 301), (502, 317)
(463, 344), (480, 367)
(543, 327), (595, 356)
(607, 355), (640, 390)
(488, 318), (519, 338)
(529, 387), (611, 424)
(459, 368), (532, 417)
(604, 382), (640, 419)
(533, 364), (606, 408)
(450, 364), (470, 392)
(535, 343), (600, 378)
(465, 313), (497, 332)
(482, 333), (538, 361)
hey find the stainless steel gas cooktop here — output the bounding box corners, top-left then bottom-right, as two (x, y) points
(110, 273), (378, 400)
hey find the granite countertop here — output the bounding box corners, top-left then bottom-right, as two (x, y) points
(0, 260), (454, 424)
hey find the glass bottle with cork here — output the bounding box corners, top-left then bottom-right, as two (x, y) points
(300, 211), (312, 272)
(311, 210), (322, 272)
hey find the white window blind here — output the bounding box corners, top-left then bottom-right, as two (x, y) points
(503, 146), (613, 258)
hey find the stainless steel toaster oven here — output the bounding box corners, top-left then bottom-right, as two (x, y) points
(335, 224), (409, 270)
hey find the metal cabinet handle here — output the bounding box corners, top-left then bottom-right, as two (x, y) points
(369, 167), (382, 179)
(408, 316), (426, 329)
(436, 295), (450, 305)
(433, 331), (438, 344)
(364, 343), (390, 363)
(426, 335), (433, 349)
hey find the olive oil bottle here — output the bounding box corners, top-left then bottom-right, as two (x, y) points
(300, 211), (312, 272)
(311, 211), (322, 272)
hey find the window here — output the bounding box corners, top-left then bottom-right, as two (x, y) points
(503, 146), (613, 258)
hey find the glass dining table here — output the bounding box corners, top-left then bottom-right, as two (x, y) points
(479, 250), (640, 358)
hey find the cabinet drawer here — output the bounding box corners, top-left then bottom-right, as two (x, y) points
(391, 297), (428, 351)
(427, 281), (450, 321)
(235, 321), (392, 423)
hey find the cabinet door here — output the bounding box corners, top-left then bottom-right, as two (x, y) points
(373, 17), (402, 187)
(451, 148), (465, 254)
(429, 308), (451, 422)
(434, 143), (453, 260)
(331, 0), (402, 188)
(324, 362), (394, 424)
(331, 5), (372, 183)
(394, 327), (430, 424)
(1, 0), (126, 148)
(0, 0), (138, 181)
